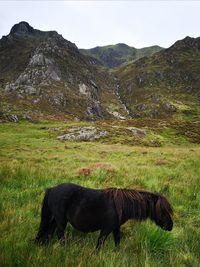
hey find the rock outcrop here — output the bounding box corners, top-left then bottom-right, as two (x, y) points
(57, 126), (107, 141)
(0, 22), (128, 120)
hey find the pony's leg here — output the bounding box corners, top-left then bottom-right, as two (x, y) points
(47, 218), (57, 239)
(54, 214), (68, 245)
(35, 193), (52, 245)
(35, 217), (53, 245)
(113, 227), (121, 247)
(95, 229), (112, 252)
(56, 222), (68, 245)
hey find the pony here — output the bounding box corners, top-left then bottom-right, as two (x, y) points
(35, 183), (173, 251)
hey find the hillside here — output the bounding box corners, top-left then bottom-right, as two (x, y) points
(0, 22), (199, 121)
(115, 36), (200, 119)
(80, 43), (163, 68)
(0, 22), (128, 121)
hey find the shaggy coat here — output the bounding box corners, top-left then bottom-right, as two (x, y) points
(35, 183), (173, 251)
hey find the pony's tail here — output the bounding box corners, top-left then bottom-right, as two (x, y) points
(35, 189), (52, 244)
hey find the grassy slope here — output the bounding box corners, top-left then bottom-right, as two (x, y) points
(116, 37), (200, 119)
(0, 120), (200, 267)
(80, 44), (163, 68)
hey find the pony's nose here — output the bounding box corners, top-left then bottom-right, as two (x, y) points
(165, 222), (173, 231)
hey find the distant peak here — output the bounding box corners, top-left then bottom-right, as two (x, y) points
(117, 43), (129, 47)
(10, 21), (34, 35)
(183, 36), (193, 40)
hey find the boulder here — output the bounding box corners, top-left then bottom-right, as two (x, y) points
(127, 127), (146, 137)
(7, 114), (19, 122)
(57, 126), (107, 141)
(162, 102), (177, 112)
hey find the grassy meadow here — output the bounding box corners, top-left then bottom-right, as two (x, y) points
(0, 119), (200, 267)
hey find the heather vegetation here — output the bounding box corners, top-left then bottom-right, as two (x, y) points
(0, 119), (200, 267)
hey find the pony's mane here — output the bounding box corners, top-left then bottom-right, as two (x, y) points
(104, 188), (173, 222)
(104, 188), (146, 221)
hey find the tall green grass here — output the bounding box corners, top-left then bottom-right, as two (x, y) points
(0, 121), (200, 266)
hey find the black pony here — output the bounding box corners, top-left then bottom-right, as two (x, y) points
(35, 183), (173, 251)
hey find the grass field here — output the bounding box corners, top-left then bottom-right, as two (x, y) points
(0, 120), (200, 267)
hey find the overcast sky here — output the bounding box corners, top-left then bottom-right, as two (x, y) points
(0, 1), (200, 49)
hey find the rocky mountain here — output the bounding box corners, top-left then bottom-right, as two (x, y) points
(80, 43), (163, 68)
(0, 22), (128, 120)
(115, 36), (200, 118)
(0, 22), (199, 121)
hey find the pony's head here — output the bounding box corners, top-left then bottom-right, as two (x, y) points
(154, 194), (173, 231)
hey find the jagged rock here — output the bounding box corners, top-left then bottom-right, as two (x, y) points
(16, 94), (24, 99)
(162, 102), (176, 112)
(150, 109), (160, 118)
(10, 21), (34, 35)
(33, 98), (40, 104)
(57, 126), (107, 141)
(131, 112), (141, 118)
(49, 94), (66, 107)
(90, 80), (98, 89)
(136, 103), (147, 111)
(29, 53), (46, 66)
(5, 83), (16, 92)
(7, 114), (19, 122)
(24, 85), (37, 95)
(86, 101), (102, 119)
(23, 114), (33, 121)
(127, 127), (146, 137)
(151, 94), (160, 102)
(4, 42), (62, 95)
(107, 110), (126, 120)
(79, 83), (90, 96)
(137, 76), (145, 86)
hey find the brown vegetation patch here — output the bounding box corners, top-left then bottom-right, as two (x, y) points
(76, 163), (116, 176)
(141, 151), (148, 155)
(155, 159), (168, 166)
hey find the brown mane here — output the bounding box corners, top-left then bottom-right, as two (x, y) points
(104, 188), (173, 222)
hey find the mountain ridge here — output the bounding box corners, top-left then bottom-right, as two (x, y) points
(0, 21), (199, 121)
(80, 43), (163, 68)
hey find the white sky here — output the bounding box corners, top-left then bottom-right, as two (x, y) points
(0, 1), (200, 49)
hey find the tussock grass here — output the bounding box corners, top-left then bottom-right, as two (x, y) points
(0, 121), (200, 266)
